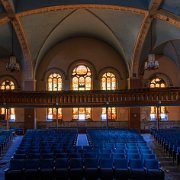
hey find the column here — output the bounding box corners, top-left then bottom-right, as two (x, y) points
(56, 107), (58, 128)
(106, 102), (109, 128)
(24, 108), (35, 130)
(128, 78), (142, 131)
(23, 80), (36, 130)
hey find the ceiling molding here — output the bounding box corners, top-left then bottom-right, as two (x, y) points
(131, 14), (151, 77)
(155, 9), (180, 28)
(12, 16), (32, 64)
(131, 0), (164, 78)
(16, 4), (147, 17)
(148, 0), (164, 15)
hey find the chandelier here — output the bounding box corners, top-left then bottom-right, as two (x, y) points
(6, 20), (20, 72)
(144, 22), (159, 71)
(144, 54), (159, 70)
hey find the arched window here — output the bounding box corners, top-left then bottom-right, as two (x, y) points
(1, 80), (15, 90)
(72, 65), (91, 120)
(0, 80), (15, 121)
(150, 77), (168, 121)
(72, 65), (91, 90)
(101, 72), (117, 120)
(47, 73), (62, 120)
(48, 73), (62, 91)
(101, 72), (116, 90)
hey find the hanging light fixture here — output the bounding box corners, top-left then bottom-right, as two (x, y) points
(144, 22), (159, 71)
(6, 20), (20, 72)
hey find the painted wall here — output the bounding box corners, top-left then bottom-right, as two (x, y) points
(0, 39), (179, 127)
(36, 37), (128, 90)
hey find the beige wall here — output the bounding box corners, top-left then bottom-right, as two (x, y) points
(167, 106), (180, 121)
(34, 37), (130, 122)
(35, 107), (129, 122)
(0, 39), (179, 125)
(36, 37), (127, 90)
(15, 108), (24, 122)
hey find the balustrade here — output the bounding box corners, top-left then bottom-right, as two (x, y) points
(0, 88), (179, 108)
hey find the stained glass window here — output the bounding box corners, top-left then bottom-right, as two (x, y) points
(101, 72), (116, 90)
(72, 65), (91, 90)
(150, 77), (167, 121)
(47, 73), (62, 120)
(101, 72), (116, 120)
(0, 80), (15, 121)
(72, 65), (91, 120)
(48, 73), (62, 91)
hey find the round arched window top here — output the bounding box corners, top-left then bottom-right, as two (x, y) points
(1, 80), (15, 90)
(72, 65), (91, 91)
(72, 65), (91, 77)
(150, 77), (166, 88)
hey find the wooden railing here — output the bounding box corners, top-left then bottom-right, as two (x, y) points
(0, 88), (179, 108)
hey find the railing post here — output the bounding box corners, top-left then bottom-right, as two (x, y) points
(106, 101), (109, 129)
(6, 108), (9, 130)
(56, 102), (59, 129)
(156, 100), (161, 130)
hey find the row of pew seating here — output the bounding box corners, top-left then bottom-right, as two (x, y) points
(87, 129), (145, 144)
(5, 128), (164, 180)
(0, 129), (14, 156)
(151, 128), (180, 164)
(6, 158), (164, 180)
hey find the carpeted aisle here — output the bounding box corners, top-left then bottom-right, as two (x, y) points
(76, 134), (89, 146)
(0, 135), (23, 180)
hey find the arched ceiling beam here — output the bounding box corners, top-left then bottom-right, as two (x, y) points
(16, 4), (146, 17)
(155, 9), (180, 28)
(17, 4), (146, 78)
(131, 0), (165, 78)
(1, 0), (33, 80)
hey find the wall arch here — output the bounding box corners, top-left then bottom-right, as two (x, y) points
(0, 74), (20, 89)
(144, 72), (173, 87)
(98, 67), (122, 90)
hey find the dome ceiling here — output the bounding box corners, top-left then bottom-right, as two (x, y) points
(0, 0), (179, 78)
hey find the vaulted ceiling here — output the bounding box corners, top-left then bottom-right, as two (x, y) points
(0, 0), (179, 78)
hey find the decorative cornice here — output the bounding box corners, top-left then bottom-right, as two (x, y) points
(155, 9), (180, 28)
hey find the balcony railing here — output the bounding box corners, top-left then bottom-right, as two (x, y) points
(0, 88), (179, 108)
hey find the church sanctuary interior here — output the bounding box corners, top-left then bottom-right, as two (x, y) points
(0, 0), (180, 180)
